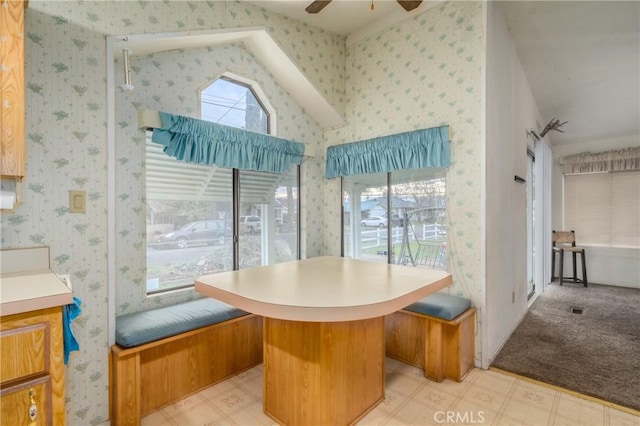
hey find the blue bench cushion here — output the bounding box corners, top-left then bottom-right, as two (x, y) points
(115, 298), (249, 348)
(403, 293), (471, 321)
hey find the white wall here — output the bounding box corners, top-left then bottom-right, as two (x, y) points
(484, 2), (544, 366)
(551, 134), (640, 288)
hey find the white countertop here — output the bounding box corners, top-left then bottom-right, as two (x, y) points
(1, 247), (73, 316)
(195, 256), (452, 322)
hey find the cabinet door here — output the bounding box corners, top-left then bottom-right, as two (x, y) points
(1, 377), (51, 426)
(1, 307), (65, 425)
(0, 322), (48, 384)
(1, 0), (25, 178)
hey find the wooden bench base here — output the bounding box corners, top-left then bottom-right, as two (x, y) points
(109, 314), (263, 425)
(385, 308), (476, 382)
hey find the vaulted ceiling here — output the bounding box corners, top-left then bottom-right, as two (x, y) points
(254, 0), (640, 145)
(499, 1), (639, 144)
(118, 1), (639, 146)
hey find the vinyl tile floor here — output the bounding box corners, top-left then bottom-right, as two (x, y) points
(118, 358), (639, 426)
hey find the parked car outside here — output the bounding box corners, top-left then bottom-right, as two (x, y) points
(240, 215), (262, 234)
(153, 220), (230, 249)
(361, 216), (388, 228)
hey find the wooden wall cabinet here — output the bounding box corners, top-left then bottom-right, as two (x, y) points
(1, 307), (66, 426)
(1, 0), (26, 178)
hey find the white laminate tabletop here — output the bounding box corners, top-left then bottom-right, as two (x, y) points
(195, 256), (452, 322)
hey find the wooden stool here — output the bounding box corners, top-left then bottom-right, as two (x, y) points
(551, 230), (588, 287)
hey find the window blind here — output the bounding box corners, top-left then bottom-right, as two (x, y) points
(563, 171), (640, 247)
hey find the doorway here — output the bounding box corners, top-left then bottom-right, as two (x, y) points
(526, 148), (535, 299)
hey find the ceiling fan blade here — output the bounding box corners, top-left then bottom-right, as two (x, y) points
(305, 0), (332, 14)
(396, 0), (422, 12)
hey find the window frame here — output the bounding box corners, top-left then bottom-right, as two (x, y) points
(145, 74), (300, 295)
(198, 71), (277, 134)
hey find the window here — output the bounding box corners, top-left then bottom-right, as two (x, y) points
(201, 76), (268, 133)
(563, 171), (640, 247)
(342, 168), (447, 269)
(145, 76), (298, 294)
(238, 167), (299, 270)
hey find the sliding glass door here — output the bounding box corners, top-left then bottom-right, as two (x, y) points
(342, 168), (447, 270)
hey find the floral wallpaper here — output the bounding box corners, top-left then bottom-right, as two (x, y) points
(1, 0), (488, 424)
(114, 43), (324, 314)
(323, 2), (485, 310)
(2, 1), (342, 424)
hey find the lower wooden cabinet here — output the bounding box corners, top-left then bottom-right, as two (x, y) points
(1, 307), (66, 425)
(1, 378), (50, 426)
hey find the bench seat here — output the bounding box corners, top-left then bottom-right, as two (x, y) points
(386, 293), (475, 382)
(115, 297), (249, 348)
(403, 292), (472, 321)
(109, 299), (263, 425)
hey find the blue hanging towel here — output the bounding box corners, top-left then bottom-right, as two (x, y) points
(63, 297), (82, 365)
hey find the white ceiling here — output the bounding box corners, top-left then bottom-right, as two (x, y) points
(254, 0), (640, 145)
(499, 1), (639, 144)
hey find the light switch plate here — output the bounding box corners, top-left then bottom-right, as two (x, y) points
(69, 190), (86, 213)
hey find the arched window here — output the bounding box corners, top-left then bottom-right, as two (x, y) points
(201, 75), (269, 134)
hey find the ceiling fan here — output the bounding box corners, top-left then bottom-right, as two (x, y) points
(305, 0), (423, 14)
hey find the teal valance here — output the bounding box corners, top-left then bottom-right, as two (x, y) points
(151, 111), (305, 174)
(325, 126), (450, 178)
